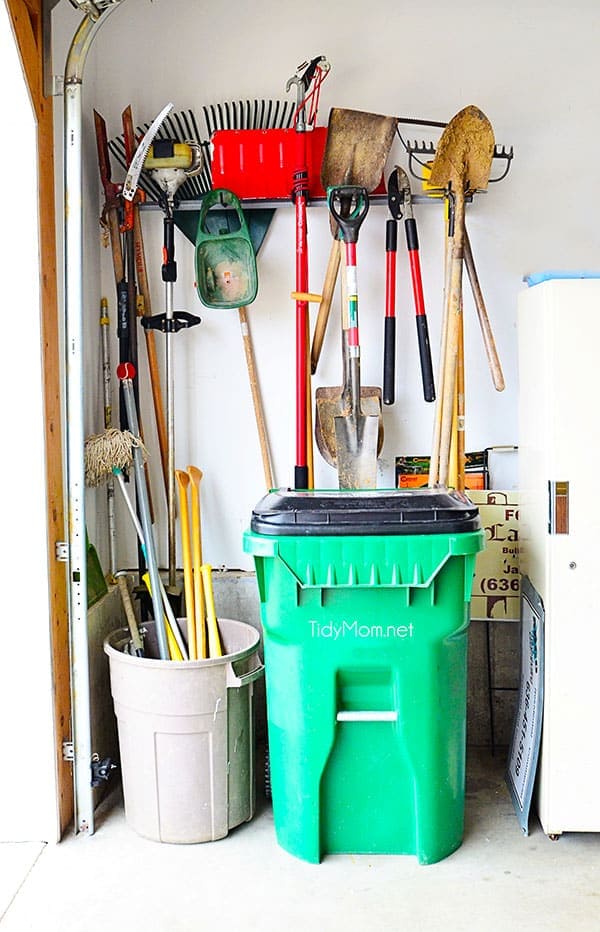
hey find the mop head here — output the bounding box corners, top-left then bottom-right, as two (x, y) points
(84, 428), (147, 487)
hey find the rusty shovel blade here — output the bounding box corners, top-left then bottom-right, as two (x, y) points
(321, 108), (399, 192)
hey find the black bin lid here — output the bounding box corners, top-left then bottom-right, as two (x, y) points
(250, 488), (481, 537)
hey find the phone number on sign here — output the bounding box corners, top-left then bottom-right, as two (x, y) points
(478, 576), (520, 593)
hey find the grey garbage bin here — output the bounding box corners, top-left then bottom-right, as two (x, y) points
(104, 617), (264, 844)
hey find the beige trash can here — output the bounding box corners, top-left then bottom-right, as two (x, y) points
(104, 617), (263, 844)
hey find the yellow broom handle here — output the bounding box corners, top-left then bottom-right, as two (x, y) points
(200, 564), (223, 658)
(187, 466), (207, 659)
(176, 470), (197, 660)
(142, 572), (183, 661)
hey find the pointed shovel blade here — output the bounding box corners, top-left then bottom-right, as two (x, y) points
(334, 412), (379, 489)
(428, 105), (495, 192)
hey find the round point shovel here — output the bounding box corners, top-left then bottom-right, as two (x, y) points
(427, 105), (495, 488)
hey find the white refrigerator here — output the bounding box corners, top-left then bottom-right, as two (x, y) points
(518, 277), (600, 836)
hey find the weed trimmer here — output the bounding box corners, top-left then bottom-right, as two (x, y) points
(123, 103), (203, 591)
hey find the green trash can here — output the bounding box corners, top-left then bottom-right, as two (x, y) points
(243, 488), (485, 865)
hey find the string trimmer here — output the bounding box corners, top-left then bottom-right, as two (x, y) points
(123, 103), (204, 592)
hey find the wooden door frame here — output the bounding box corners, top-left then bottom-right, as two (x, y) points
(4, 0), (73, 836)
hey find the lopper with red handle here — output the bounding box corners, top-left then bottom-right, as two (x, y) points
(386, 166), (435, 404)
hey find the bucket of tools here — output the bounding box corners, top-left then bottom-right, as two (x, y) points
(104, 617), (263, 844)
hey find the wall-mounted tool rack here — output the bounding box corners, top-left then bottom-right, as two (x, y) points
(106, 108), (514, 217)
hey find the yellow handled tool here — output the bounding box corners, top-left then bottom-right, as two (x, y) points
(200, 564), (223, 658)
(187, 466), (207, 659)
(176, 470), (197, 659)
(142, 572), (184, 661)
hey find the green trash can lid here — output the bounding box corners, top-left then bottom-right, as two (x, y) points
(250, 488), (481, 536)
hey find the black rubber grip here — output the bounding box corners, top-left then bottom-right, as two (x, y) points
(383, 315), (396, 405)
(386, 219), (397, 253)
(162, 217), (177, 283)
(405, 217), (419, 252)
(295, 465), (309, 490)
(416, 315), (436, 402)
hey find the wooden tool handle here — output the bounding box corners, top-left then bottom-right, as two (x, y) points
(107, 208), (124, 284)
(238, 306), (275, 490)
(133, 205), (170, 499)
(463, 227), (505, 392)
(311, 237), (341, 374)
(437, 193), (466, 488)
(116, 572), (144, 656)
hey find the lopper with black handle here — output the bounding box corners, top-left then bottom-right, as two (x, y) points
(386, 166), (435, 404)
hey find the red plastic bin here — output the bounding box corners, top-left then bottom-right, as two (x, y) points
(210, 126), (329, 200)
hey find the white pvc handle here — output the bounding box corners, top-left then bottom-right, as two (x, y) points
(336, 711), (398, 723)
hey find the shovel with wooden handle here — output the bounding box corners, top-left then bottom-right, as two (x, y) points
(329, 186), (379, 489)
(315, 240), (383, 470)
(313, 107), (398, 384)
(428, 105), (495, 488)
(310, 237), (341, 374)
(463, 225), (505, 392)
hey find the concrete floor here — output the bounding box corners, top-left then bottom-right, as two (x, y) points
(1, 749), (598, 932)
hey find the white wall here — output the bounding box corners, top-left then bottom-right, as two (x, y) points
(0, 3), (58, 841)
(51, 0), (600, 577)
